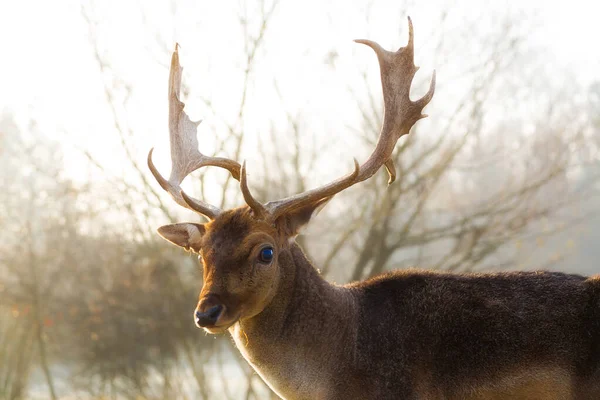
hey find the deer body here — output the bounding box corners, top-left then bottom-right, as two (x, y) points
(226, 232), (600, 399)
(146, 18), (597, 399)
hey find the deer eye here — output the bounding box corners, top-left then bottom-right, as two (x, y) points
(258, 247), (274, 263)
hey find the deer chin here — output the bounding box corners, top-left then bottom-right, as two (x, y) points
(203, 314), (240, 334)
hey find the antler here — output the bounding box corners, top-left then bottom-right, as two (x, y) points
(261, 17), (436, 220)
(150, 18), (435, 222)
(148, 44), (241, 219)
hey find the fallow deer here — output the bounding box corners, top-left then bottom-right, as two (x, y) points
(148, 18), (600, 400)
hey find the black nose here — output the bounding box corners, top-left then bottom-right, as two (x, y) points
(194, 304), (224, 328)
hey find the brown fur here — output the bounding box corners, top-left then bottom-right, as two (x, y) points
(158, 206), (600, 399)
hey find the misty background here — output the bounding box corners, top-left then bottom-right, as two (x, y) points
(1, 0), (599, 398)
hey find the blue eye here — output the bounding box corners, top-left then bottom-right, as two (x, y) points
(258, 247), (274, 263)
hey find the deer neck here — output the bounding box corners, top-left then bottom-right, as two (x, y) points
(230, 242), (357, 398)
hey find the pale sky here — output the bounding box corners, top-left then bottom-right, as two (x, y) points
(1, 0), (599, 189)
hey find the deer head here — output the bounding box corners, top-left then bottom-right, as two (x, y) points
(148, 18), (435, 334)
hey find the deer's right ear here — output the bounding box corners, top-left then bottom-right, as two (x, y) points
(157, 223), (206, 253)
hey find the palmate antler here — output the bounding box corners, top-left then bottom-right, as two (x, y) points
(149, 17), (435, 221)
(147, 44), (242, 219)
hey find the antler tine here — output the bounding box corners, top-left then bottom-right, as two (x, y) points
(148, 44), (242, 220)
(148, 149), (221, 219)
(240, 161), (267, 219)
(265, 17), (435, 220)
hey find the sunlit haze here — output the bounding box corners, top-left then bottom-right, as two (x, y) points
(1, 0), (599, 186)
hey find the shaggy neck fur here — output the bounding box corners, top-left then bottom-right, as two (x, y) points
(230, 243), (357, 399)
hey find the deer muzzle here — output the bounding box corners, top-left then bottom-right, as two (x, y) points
(195, 295), (225, 328)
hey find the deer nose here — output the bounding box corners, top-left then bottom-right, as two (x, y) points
(194, 304), (224, 328)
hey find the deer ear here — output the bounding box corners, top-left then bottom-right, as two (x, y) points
(157, 223), (206, 252)
(277, 197), (332, 237)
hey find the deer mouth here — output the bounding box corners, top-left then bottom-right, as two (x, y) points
(203, 313), (240, 334)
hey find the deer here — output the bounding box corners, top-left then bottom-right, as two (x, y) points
(147, 18), (600, 400)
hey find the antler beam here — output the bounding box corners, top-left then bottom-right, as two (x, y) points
(148, 44), (241, 220)
(264, 17), (435, 220)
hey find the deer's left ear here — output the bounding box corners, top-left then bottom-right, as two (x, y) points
(157, 223), (205, 253)
(276, 197), (332, 238)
